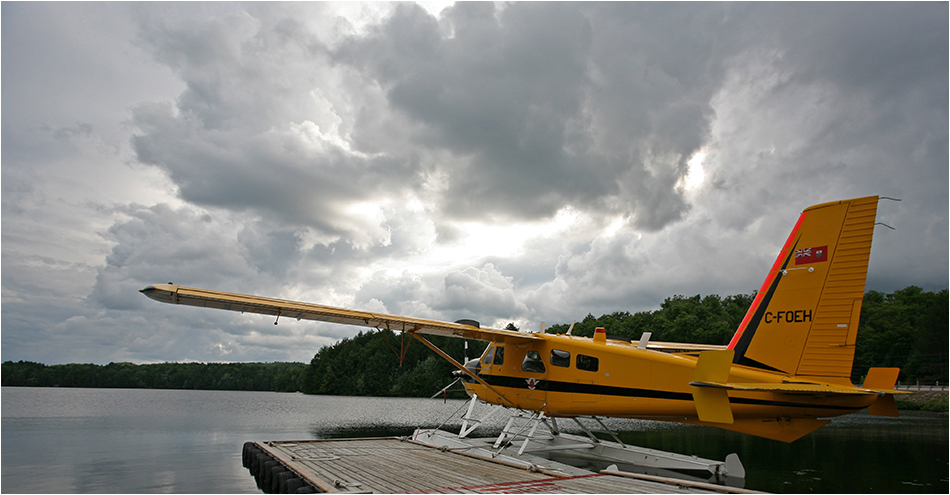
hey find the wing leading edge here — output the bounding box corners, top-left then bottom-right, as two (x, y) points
(140, 284), (539, 344)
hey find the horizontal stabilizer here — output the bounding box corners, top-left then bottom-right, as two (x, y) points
(862, 367), (908, 392)
(691, 350), (734, 424)
(689, 381), (875, 395)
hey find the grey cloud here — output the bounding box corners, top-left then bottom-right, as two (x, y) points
(354, 271), (428, 316)
(130, 7), (425, 242)
(51, 123), (95, 141)
(135, 7), (309, 131)
(90, 203), (258, 311)
(769, 3), (948, 97)
(699, 4), (948, 238)
(353, 263), (531, 328)
(236, 227), (304, 280)
(76, 201), (370, 363)
(334, 2), (711, 230)
(438, 264), (528, 319)
(130, 100), (421, 240)
(2, 2), (945, 366)
(90, 200), (423, 313)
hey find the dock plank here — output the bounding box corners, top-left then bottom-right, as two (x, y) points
(334, 449), (441, 492)
(256, 437), (736, 494)
(336, 443), (476, 490)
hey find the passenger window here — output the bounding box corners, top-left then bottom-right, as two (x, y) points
(493, 346), (505, 365)
(481, 346), (495, 365)
(550, 349), (570, 367)
(521, 350), (546, 373)
(576, 354), (599, 372)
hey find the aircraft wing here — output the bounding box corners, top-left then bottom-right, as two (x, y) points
(646, 342), (728, 353)
(140, 284), (539, 344)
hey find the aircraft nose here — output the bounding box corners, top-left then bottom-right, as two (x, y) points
(457, 358), (482, 382)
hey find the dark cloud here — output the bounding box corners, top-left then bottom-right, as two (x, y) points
(770, 3), (948, 97)
(129, 8), (426, 242)
(90, 204), (259, 311)
(332, 2), (715, 229)
(131, 100), (422, 238)
(353, 263), (531, 328)
(2, 2), (946, 365)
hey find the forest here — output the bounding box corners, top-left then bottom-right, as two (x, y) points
(1, 361), (307, 392)
(3, 286), (946, 395)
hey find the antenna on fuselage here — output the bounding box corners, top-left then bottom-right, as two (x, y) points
(539, 321), (545, 333)
(566, 319), (577, 335)
(638, 332), (652, 349)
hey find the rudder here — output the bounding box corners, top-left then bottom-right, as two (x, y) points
(728, 196), (879, 380)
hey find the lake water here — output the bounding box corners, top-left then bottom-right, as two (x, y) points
(1, 387), (946, 493)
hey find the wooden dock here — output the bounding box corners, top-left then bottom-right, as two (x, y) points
(244, 437), (762, 494)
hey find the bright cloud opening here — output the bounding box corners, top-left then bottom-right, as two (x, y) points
(683, 151), (707, 191)
(446, 207), (580, 262)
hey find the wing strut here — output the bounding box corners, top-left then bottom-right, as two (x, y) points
(409, 332), (516, 408)
(380, 329), (413, 366)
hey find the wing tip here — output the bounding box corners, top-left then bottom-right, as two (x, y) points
(140, 283), (179, 304)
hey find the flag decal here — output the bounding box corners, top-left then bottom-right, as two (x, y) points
(795, 245), (828, 265)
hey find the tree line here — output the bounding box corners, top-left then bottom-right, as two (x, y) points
(3, 286), (945, 394)
(1, 361), (307, 392)
(303, 331), (486, 398)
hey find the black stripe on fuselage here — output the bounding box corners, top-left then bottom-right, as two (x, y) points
(477, 374), (863, 412)
(481, 374), (693, 401)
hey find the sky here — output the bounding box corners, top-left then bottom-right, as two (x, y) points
(2, 2), (947, 365)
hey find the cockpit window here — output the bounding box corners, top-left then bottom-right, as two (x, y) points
(481, 346), (495, 366)
(493, 346), (505, 365)
(522, 350), (546, 373)
(576, 354), (599, 372)
(550, 349), (570, 367)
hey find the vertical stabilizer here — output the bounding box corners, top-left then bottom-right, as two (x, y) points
(728, 196), (879, 379)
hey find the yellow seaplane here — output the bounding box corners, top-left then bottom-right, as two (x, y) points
(141, 196), (907, 443)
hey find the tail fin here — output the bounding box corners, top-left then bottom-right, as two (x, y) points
(728, 196), (879, 381)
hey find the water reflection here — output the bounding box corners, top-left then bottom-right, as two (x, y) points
(603, 412), (948, 494)
(307, 402), (948, 494)
(2, 387), (946, 494)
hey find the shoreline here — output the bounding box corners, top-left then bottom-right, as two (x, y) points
(4, 383), (946, 412)
(895, 391), (949, 412)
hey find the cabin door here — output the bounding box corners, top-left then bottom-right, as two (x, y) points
(518, 345), (548, 407)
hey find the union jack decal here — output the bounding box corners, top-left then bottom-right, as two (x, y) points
(794, 245), (828, 265)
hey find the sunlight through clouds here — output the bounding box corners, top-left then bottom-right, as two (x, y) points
(417, 207), (582, 268)
(683, 151), (706, 192)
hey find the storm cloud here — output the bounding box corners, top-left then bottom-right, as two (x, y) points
(2, 2), (946, 365)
